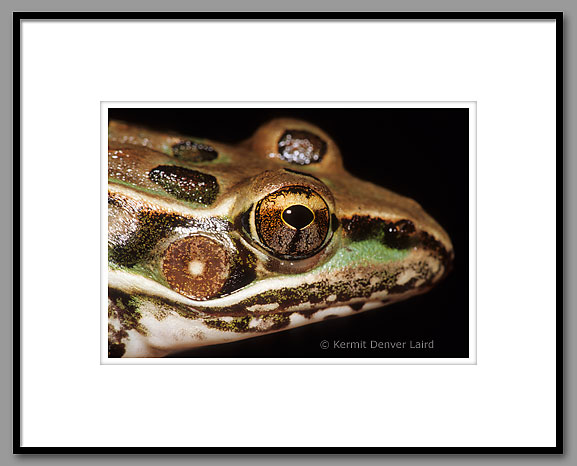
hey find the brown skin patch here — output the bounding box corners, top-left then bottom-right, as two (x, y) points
(108, 120), (182, 153)
(163, 235), (230, 300)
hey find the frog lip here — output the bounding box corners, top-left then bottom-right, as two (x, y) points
(108, 246), (448, 316)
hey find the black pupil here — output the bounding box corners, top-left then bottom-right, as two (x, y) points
(282, 205), (314, 230)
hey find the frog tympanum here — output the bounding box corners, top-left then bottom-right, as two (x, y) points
(108, 118), (453, 358)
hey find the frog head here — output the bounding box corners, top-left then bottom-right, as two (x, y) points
(108, 118), (453, 357)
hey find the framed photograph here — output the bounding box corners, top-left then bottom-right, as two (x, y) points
(104, 103), (474, 362)
(15, 12), (561, 453)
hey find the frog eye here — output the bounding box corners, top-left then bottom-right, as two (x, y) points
(251, 186), (331, 259)
(277, 130), (327, 165)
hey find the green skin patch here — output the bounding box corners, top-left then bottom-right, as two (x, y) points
(204, 316), (251, 332)
(316, 239), (409, 273)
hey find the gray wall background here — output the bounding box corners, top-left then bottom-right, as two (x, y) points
(3, 0), (572, 464)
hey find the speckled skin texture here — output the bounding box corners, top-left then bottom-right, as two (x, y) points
(108, 118), (453, 358)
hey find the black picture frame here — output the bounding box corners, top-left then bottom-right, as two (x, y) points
(13, 11), (563, 454)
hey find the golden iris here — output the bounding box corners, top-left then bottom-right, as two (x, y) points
(254, 186), (330, 259)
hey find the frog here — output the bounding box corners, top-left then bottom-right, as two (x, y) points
(107, 117), (454, 358)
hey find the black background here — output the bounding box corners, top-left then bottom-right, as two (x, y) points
(108, 108), (469, 358)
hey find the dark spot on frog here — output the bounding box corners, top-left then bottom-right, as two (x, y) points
(350, 302), (364, 311)
(331, 213), (339, 233)
(298, 309), (318, 319)
(277, 130), (327, 165)
(341, 215), (415, 249)
(172, 140), (218, 162)
(239, 205), (253, 235)
(149, 165), (219, 205)
(219, 238), (257, 296)
(323, 314), (338, 320)
(108, 342), (126, 358)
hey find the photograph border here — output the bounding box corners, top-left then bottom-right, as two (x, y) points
(13, 11), (563, 454)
